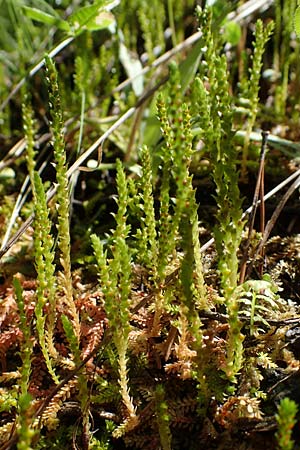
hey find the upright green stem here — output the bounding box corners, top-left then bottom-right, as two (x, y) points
(45, 54), (80, 340)
(167, 0), (177, 47)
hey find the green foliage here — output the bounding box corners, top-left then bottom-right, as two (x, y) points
(61, 313), (90, 442)
(23, 1), (116, 36)
(23, 5), (68, 31)
(154, 384), (172, 450)
(13, 278), (32, 398)
(274, 0), (296, 117)
(61, 315), (80, 361)
(237, 276), (283, 336)
(67, 1), (116, 36)
(2, 2), (300, 449)
(222, 20), (241, 46)
(117, 0), (165, 58)
(13, 278), (37, 450)
(240, 19), (274, 176)
(275, 398), (298, 450)
(45, 54), (80, 339)
(22, 94), (36, 179)
(73, 56), (87, 152)
(32, 171), (59, 383)
(192, 6), (244, 382)
(0, 0), (52, 60)
(133, 145), (158, 275)
(92, 160), (131, 337)
(92, 160), (137, 437)
(294, 4), (300, 36)
(91, 376), (121, 405)
(155, 64), (195, 283)
(23, 95), (58, 383)
(34, 424), (76, 449)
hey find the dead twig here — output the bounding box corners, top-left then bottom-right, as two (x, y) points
(245, 173), (300, 279)
(239, 131), (268, 284)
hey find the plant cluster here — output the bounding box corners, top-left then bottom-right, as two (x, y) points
(1, 1), (300, 449)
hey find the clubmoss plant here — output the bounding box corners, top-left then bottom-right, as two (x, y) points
(13, 277), (36, 450)
(73, 55), (87, 159)
(22, 94), (35, 180)
(151, 65), (208, 340)
(274, 0), (296, 118)
(128, 65), (209, 410)
(61, 314), (90, 446)
(155, 65), (195, 280)
(70, 54), (88, 211)
(45, 54), (80, 340)
(133, 145), (158, 277)
(193, 6), (244, 382)
(22, 96), (58, 383)
(210, 58), (244, 382)
(179, 198), (210, 410)
(91, 160), (138, 438)
(275, 397), (298, 450)
(240, 19), (274, 178)
(154, 384), (172, 450)
(138, 0), (166, 60)
(117, 0), (165, 60)
(31, 172), (59, 380)
(158, 65), (209, 398)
